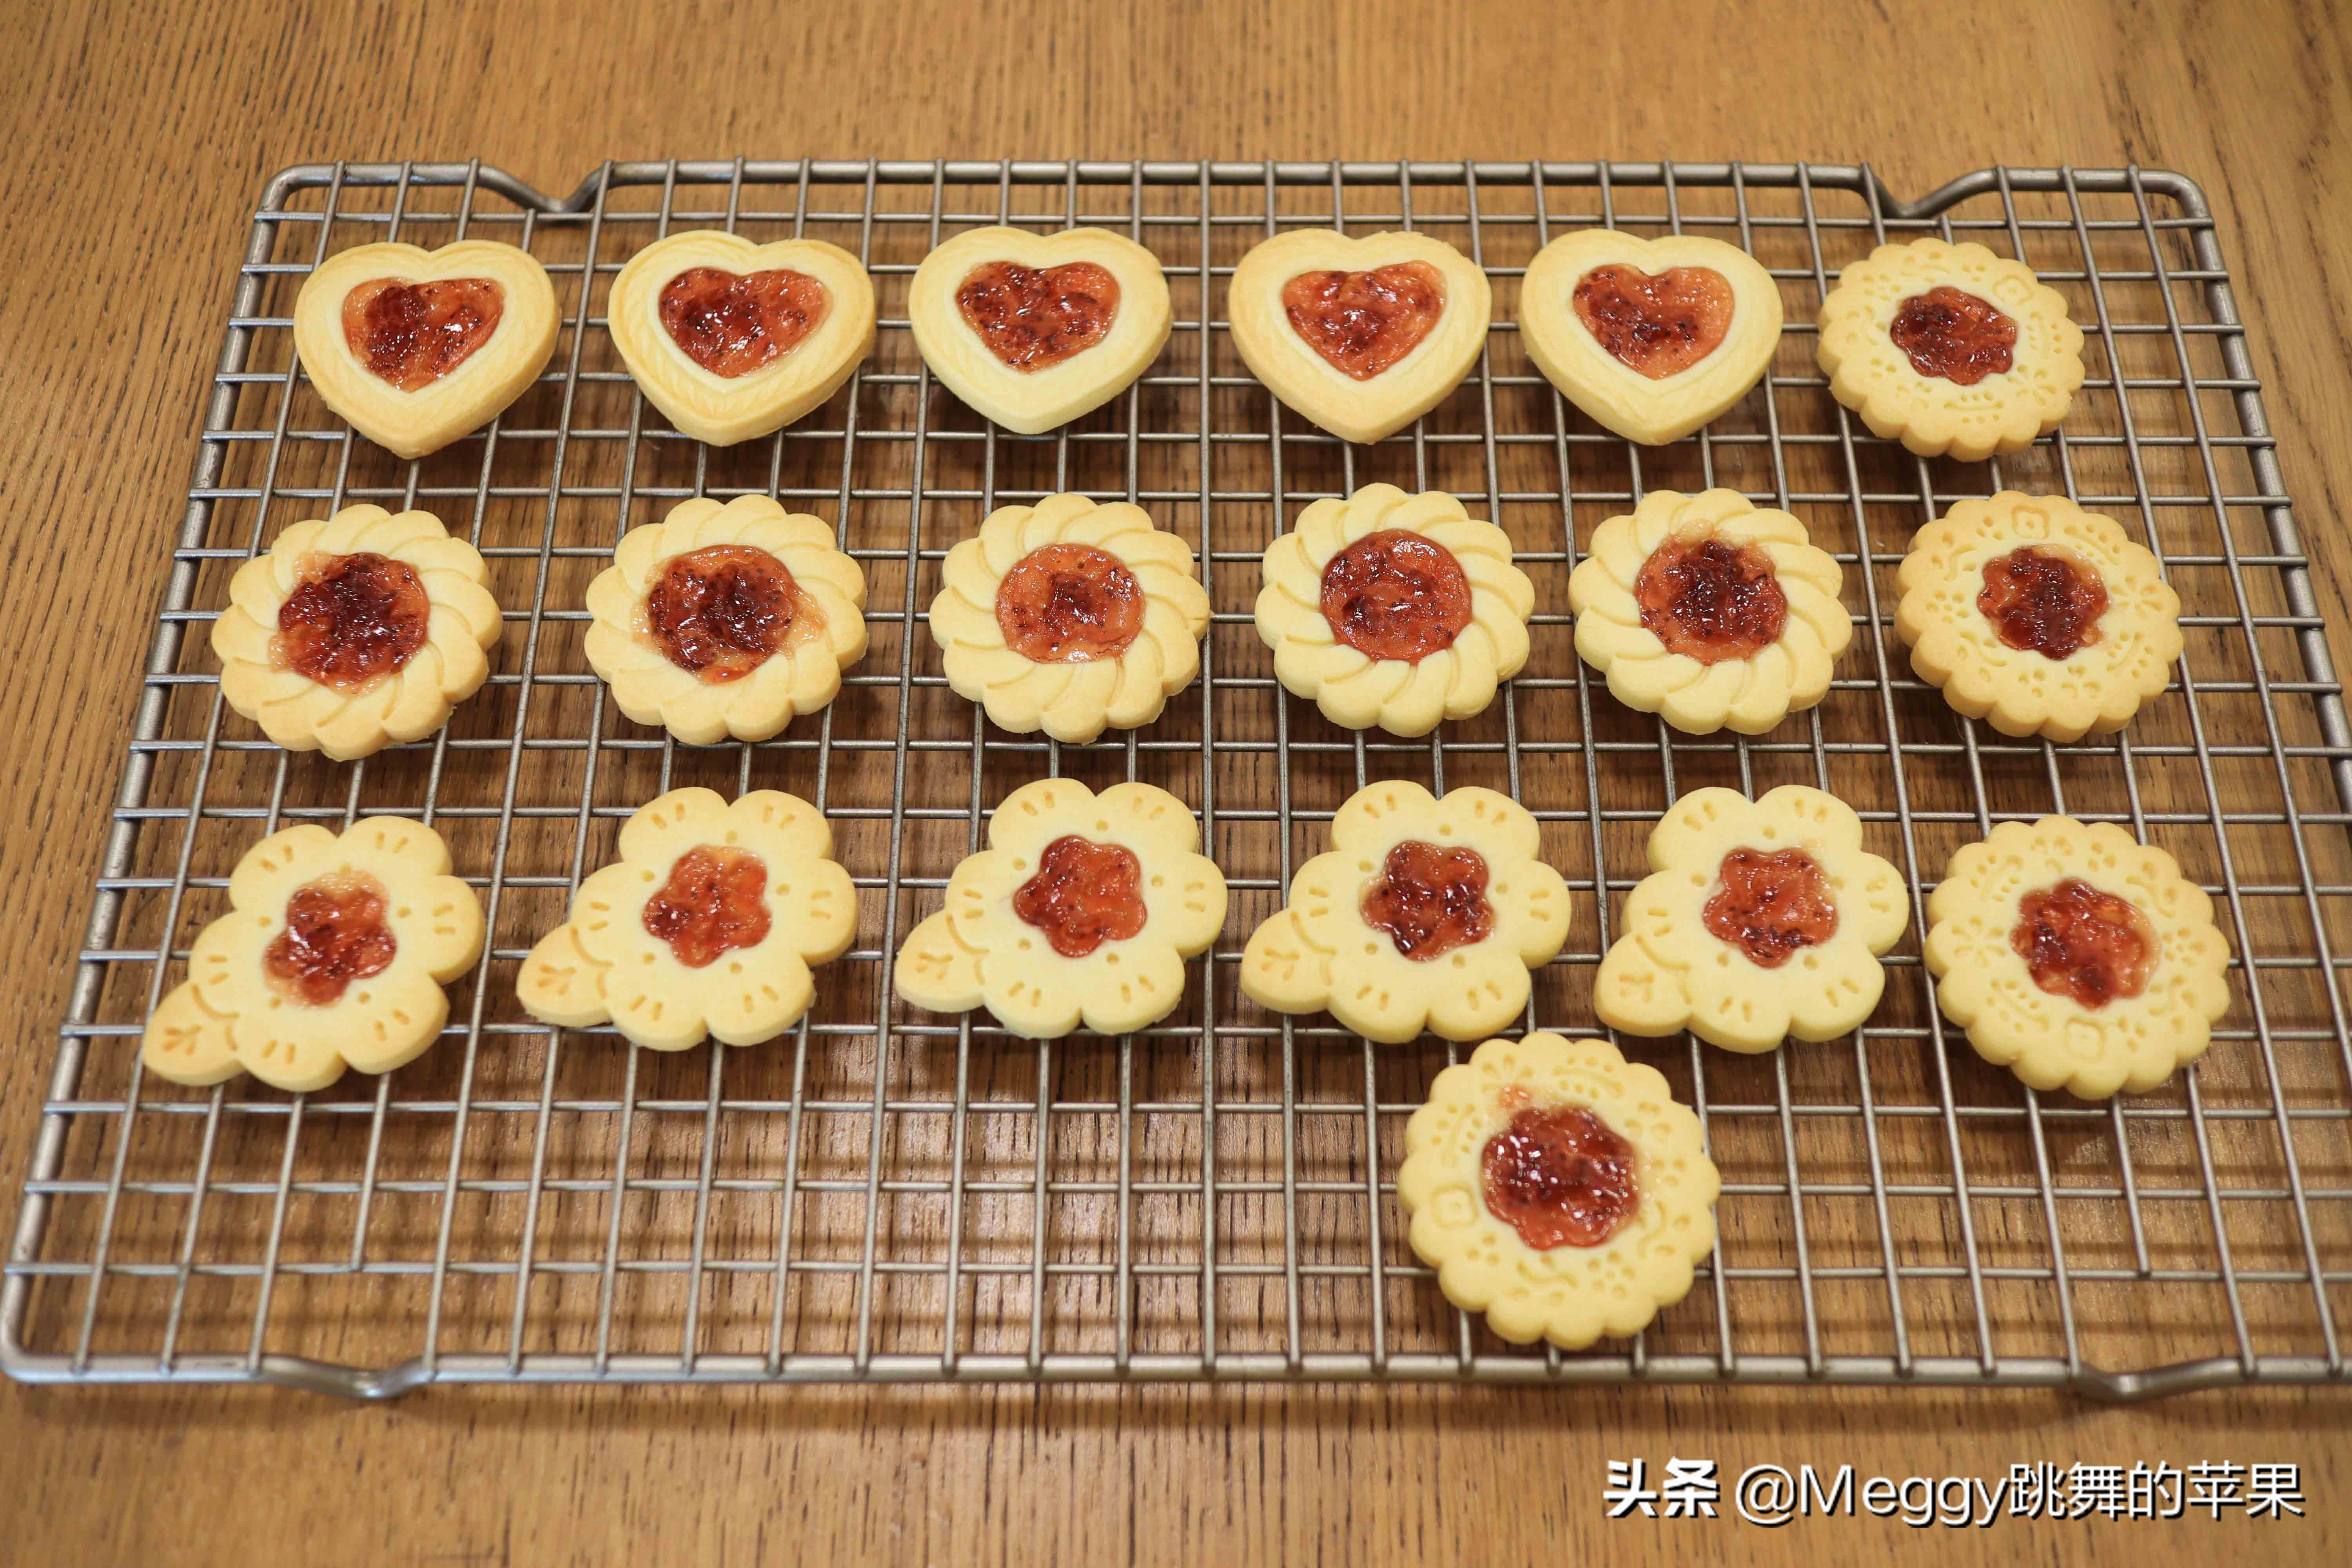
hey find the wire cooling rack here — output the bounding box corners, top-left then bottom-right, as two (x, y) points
(6, 160), (2350, 1402)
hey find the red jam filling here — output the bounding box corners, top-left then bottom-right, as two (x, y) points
(2011, 878), (2159, 1009)
(1318, 529), (1474, 663)
(1359, 841), (1492, 961)
(1702, 848), (1838, 969)
(644, 544), (811, 684)
(271, 551), (430, 693)
(1977, 546), (2107, 660)
(641, 846), (771, 968)
(955, 260), (1121, 372)
(1634, 535), (1788, 664)
(263, 872), (396, 1007)
(1011, 835), (1148, 958)
(1889, 286), (2017, 386)
(1280, 263), (1446, 381)
(994, 543), (1144, 663)
(1572, 264), (1736, 379)
(658, 267), (830, 379)
(1480, 1105), (1639, 1250)
(340, 277), (504, 393)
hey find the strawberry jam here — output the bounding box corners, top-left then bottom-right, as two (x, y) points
(1572, 264), (1736, 379)
(2011, 878), (2159, 1008)
(1319, 529), (1474, 663)
(1011, 835), (1147, 958)
(1634, 535), (1787, 664)
(1480, 1104), (1639, 1250)
(641, 846), (771, 968)
(1977, 546), (2107, 659)
(272, 551), (431, 693)
(263, 872), (397, 1007)
(1360, 841), (1492, 961)
(955, 261), (1120, 372)
(994, 543), (1145, 663)
(1702, 848), (1838, 968)
(658, 267), (829, 379)
(1889, 286), (2016, 386)
(644, 545), (808, 683)
(1281, 263), (1446, 381)
(341, 278), (504, 392)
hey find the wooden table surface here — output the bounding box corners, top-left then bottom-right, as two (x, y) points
(4, 1), (2348, 1562)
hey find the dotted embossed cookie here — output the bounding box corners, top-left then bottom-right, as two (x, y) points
(1896, 491), (2181, 742)
(1925, 817), (2230, 1099)
(1398, 1032), (1721, 1348)
(895, 779), (1227, 1038)
(1240, 780), (1570, 1043)
(1568, 489), (1851, 735)
(142, 818), (485, 1093)
(1595, 786), (1909, 1052)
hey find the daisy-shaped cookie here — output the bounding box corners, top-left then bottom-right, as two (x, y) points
(1240, 780), (1570, 1043)
(1895, 491), (2181, 742)
(928, 494), (1209, 744)
(141, 818), (485, 1093)
(213, 504), (502, 761)
(1568, 489), (1851, 735)
(1595, 786), (1908, 1052)
(894, 778), (1226, 1038)
(583, 495), (868, 745)
(1255, 483), (1534, 737)
(1817, 238), (2085, 461)
(1398, 1032), (1720, 1349)
(517, 788), (857, 1051)
(1925, 817), (2230, 1098)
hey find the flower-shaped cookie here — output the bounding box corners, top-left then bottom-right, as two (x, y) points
(1241, 780), (1570, 1043)
(1228, 230), (1493, 445)
(1399, 1032), (1720, 1349)
(608, 230), (877, 446)
(1568, 489), (1851, 735)
(1520, 229), (1784, 446)
(1817, 238), (2085, 461)
(1925, 817), (2230, 1099)
(928, 494), (1209, 744)
(1595, 786), (1909, 1052)
(1255, 484), (1534, 737)
(895, 778), (1226, 1038)
(908, 226), (1172, 433)
(517, 788), (857, 1051)
(1895, 492), (2181, 743)
(141, 818), (485, 1093)
(584, 495), (868, 745)
(213, 504), (502, 761)
(293, 240), (561, 459)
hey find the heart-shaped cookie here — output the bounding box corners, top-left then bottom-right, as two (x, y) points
(908, 227), (1171, 434)
(1519, 230), (1783, 446)
(609, 231), (877, 447)
(294, 241), (560, 460)
(1228, 231), (1491, 445)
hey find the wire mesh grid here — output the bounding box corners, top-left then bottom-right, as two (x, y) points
(6, 159), (2351, 1401)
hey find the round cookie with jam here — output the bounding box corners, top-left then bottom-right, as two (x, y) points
(1240, 780), (1571, 1044)
(1926, 816), (2230, 1098)
(1816, 238), (2085, 460)
(1595, 786), (1909, 1052)
(1256, 483), (1534, 737)
(894, 778), (1227, 1038)
(1398, 1032), (1721, 1349)
(1896, 491), (2181, 742)
(1568, 489), (1851, 735)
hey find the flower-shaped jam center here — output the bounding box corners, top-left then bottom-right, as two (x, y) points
(1281, 263), (1446, 381)
(1572, 264), (1735, 380)
(1635, 535), (1788, 664)
(341, 277), (505, 392)
(645, 544), (808, 684)
(1702, 847), (1839, 969)
(1360, 840), (1492, 961)
(995, 543), (1145, 663)
(956, 261), (1121, 372)
(658, 267), (831, 379)
(2011, 878), (2160, 1008)
(1976, 546), (2108, 659)
(272, 551), (430, 693)
(641, 846), (772, 968)
(1480, 1102), (1639, 1250)
(1889, 286), (2016, 386)
(1318, 530), (1474, 663)
(1012, 834), (1148, 958)
(264, 871), (396, 1007)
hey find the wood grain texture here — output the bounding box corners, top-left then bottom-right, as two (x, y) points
(3, 1), (2349, 1563)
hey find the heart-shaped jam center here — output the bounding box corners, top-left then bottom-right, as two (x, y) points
(658, 267), (830, 379)
(272, 551), (430, 693)
(956, 261), (1122, 372)
(1889, 286), (2016, 385)
(1572, 264), (1735, 379)
(341, 278), (505, 392)
(1281, 263), (1446, 381)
